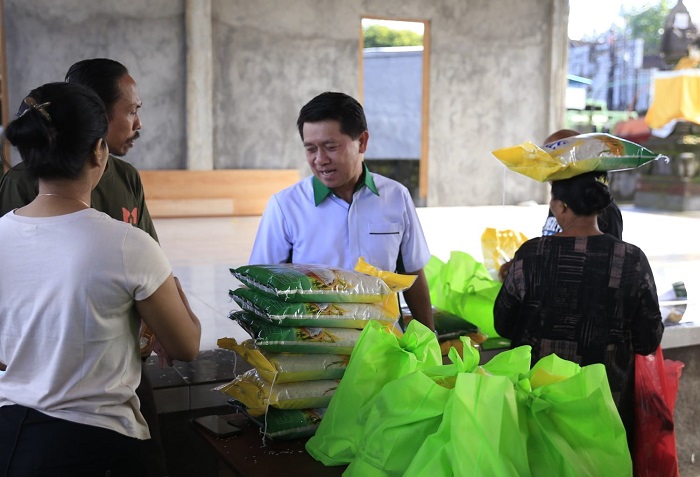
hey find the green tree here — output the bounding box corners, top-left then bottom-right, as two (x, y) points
(624, 0), (671, 55)
(363, 25), (423, 48)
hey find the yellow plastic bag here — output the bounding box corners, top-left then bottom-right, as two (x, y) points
(481, 228), (528, 280)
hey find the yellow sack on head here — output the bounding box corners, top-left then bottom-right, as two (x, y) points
(492, 133), (664, 182)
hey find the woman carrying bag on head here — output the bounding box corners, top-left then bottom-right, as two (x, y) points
(494, 170), (664, 454)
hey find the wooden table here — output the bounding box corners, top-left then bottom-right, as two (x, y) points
(191, 413), (346, 477)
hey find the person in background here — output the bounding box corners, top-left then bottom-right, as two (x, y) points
(0, 82), (201, 476)
(493, 170), (663, 453)
(249, 91), (435, 331)
(541, 129), (623, 240)
(0, 58), (156, 237)
(0, 58), (168, 476)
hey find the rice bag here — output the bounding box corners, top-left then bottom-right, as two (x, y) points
(217, 337), (349, 383)
(227, 400), (326, 440)
(216, 368), (338, 415)
(492, 133), (664, 181)
(229, 311), (361, 354)
(229, 287), (397, 329)
(231, 263), (393, 303)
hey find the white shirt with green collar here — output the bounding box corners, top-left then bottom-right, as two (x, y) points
(249, 165), (430, 274)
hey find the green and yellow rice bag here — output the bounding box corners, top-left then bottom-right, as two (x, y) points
(231, 259), (416, 318)
(217, 337), (349, 383)
(231, 263), (392, 303)
(229, 310), (361, 355)
(492, 132), (664, 181)
(216, 368), (338, 415)
(227, 400), (326, 440)
(229, 287), (397, 329)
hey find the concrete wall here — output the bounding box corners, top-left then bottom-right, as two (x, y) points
(3, 0), (565, 206)
(4, 0), (187, 170)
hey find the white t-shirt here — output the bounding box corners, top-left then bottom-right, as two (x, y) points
(249, 172), (430, 273)
(0, 208), (171, 439)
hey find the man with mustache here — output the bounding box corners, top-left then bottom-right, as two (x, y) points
(0, 59), (165, 476)
(0, 58), (157, 239)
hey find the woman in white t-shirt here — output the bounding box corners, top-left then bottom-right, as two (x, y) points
(0, 82), (201, 477)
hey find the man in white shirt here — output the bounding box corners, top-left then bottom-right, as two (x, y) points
(250, 92), (434, 331)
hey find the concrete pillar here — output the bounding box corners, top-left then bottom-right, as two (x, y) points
(548, 0), (569, 135)
(185, 0), (214, 170)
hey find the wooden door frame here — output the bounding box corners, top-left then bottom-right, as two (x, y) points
(359, 16), (430, 202)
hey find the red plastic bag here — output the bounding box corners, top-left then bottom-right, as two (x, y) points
(633, 347), (684, 477)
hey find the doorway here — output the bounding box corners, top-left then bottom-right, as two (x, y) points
(359, 17), (430, 206)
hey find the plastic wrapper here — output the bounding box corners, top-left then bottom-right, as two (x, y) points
(229, 287), (397, 329)
(492, 133), (664, 182)
(633, 347), (684, 477)
(215, 368), (338, 415)
(217, 337), (349, 383)
(231, 258), (414, 305)
(229, 311), (361, 355)
(227, 400), (327, 440)
(481, 227), (528, 281)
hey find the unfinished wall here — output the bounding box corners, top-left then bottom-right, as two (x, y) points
(3, 0), (187, 170)
(3, 0), (563, 206)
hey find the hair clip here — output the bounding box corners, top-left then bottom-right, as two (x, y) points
(595, 175), (609, 186)
(19, 96), (52, 122)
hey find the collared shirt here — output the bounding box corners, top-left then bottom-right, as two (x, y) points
(249, 166), (430, 273)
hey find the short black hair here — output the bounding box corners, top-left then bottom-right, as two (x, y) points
(65, 58), (129, 117)
(296, 92), (367, 140)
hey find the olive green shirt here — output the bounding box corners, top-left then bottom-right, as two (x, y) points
(0, 155), (158, 242)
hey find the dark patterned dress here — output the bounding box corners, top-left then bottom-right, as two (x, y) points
(494, 234), (664, 446)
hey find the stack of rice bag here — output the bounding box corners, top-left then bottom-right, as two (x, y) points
(217, 259), (414, 439)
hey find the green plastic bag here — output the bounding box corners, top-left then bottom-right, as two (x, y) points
(424, 251), (503, 338)
(520, 355), (633, 477)
(404, 356), (532, 476)
(344, 342), (480, 477)
(343, 343), (536, 477)
(305, 320), (442, 466)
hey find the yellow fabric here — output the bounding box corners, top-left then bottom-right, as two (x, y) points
(674, 57), (700, 70)
(646, 70), (700, 129)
